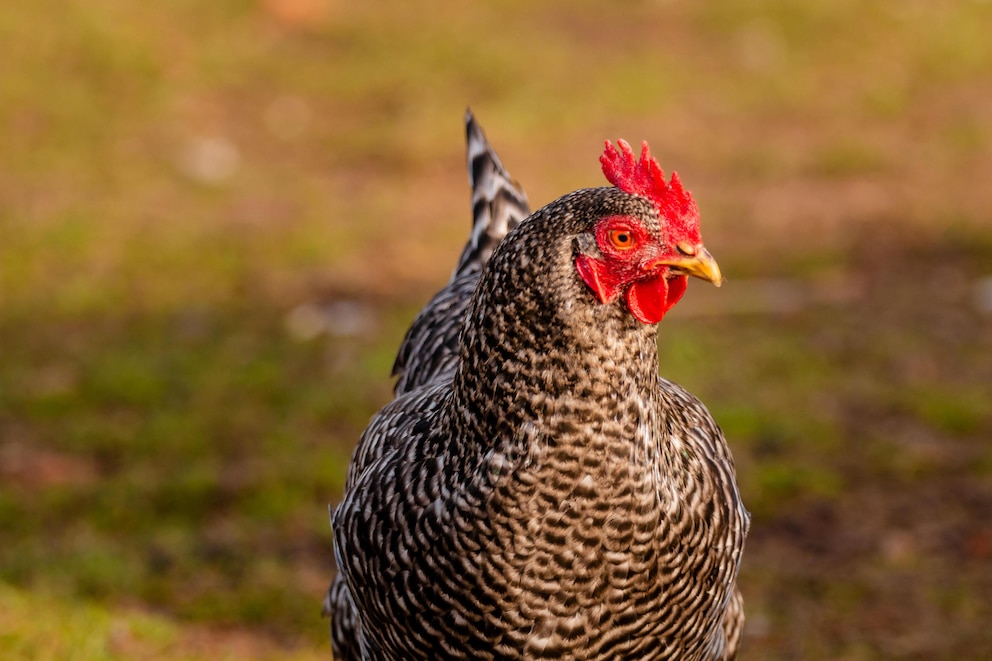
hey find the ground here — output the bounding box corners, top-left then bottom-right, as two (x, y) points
(1, 1), (990, 659)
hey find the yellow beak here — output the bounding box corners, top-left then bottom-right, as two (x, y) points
(647, 245), (723, 287)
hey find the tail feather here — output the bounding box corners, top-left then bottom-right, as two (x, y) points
(452, 109), (530, 279)
(391, 111), (530, 394)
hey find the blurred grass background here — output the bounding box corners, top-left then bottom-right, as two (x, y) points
(1, 0), (991, 659)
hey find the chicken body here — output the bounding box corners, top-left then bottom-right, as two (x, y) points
(327, 114), (748, 660)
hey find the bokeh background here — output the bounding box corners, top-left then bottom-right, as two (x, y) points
(2, 1), (991, 659)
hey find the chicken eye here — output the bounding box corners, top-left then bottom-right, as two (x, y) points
(609, 229), (636, 250)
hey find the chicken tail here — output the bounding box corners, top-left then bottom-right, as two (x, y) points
(451, 109), (530, 280)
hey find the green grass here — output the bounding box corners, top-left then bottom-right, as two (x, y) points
(0, 583), (326, 661)
(2, 0), (992, 658)
(0, 307), (385, 638)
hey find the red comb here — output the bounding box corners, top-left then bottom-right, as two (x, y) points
(600, 139), (701, 243)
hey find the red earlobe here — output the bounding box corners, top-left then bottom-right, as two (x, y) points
(576, 254), (620, 304)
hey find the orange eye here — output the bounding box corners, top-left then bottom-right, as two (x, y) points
(609, 229), (636, 250)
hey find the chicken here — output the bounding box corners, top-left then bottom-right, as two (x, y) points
(326, 112), (749, 660)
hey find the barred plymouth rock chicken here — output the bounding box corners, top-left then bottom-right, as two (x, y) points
(325, 112), (749, 660)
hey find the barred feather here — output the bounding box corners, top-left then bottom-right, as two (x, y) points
(391, 110), (529, 395)
(455, 109), (530, 279)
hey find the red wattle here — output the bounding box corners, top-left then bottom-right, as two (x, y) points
(625, 274), (687, 325)
(625, 276), (668, 324)
(665, 275), (688, 310)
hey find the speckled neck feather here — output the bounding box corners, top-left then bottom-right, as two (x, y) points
(449, 188), (662, 457)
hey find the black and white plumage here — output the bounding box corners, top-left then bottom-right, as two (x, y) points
(391, 113), (530, 396)
(326, 113), (749, 660)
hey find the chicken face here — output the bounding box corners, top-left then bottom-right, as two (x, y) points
(572, 138), (723, 324)
(575, 213), (722, 324)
